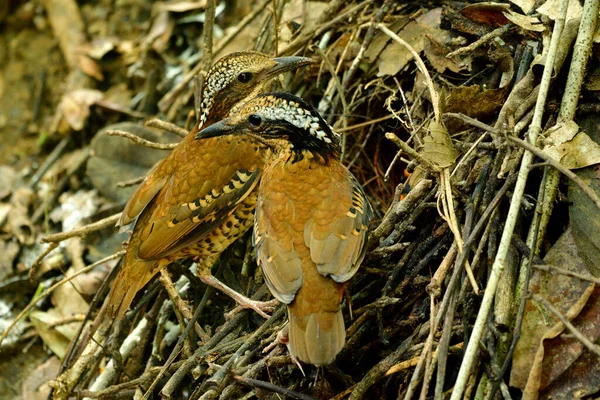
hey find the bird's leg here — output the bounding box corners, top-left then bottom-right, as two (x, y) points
(198, 273), (278, 319)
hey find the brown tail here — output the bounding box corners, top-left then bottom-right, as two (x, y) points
(287, 281), (346, 365)
(106, 237), (161, 319)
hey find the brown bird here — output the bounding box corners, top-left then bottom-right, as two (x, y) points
(108, 52), (314, 319)
(196, 93), (372, 365)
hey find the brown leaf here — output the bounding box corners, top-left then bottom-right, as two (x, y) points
(510, 229), (594, 391)
(76, 54), (104, 81)
(543, 121), (600, 170)
(423, 34), (470, 74)
(58, 89), (103, 131)
(418, 121), (458, 169)
(444, 84), (508, 120)
(366, 8), (450, 77)
(459, 3), (510, 27)
(569, 165), (600, 276)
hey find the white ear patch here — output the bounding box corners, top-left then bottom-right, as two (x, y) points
(252, 98), (340, 143)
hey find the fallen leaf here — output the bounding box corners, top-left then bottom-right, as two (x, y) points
(537, 287), (600, 397)
(423, 34), (471, 74)
(543, 121), (600, 170)
(503, 10), (545, 32)
(537, 0), (582, 23)
(444, 84), (509, 120)
(510, 0), (535, 14)
(76, 54), (104, 81)
(459, 2), (510, 27)
(367, 8), (450, 77)
(510, 229), (594, 390)
(58, 89), (104, 131)
(569, 165), (600, 277)
(418, 120), (458, 169)
(86, 122), (178, 203)
(29, 309), (79, 359)
(21, 356), (61, 400)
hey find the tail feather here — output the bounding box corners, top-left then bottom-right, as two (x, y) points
(106, 243), (160, 319)
(287, 305), (345, 366)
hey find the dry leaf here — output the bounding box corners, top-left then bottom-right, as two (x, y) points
(58, 89), (103, 131)
(444, 84), (508, 120)
(510, 229), (595, 392)
(569, 165), (600, 277)
(537, 0), (582, 22)
(418, 121), (458, 169)
(367, 8), (450, 77)
(423, 34), (471, 74)
(76, 54), (104, 81)
(542, 121), (600, 169)
(459, 2), (510, 27)
(155, 1), (207, 13)
(502, 10), (545, 32)
(21, 356), (61, 400)
(29, 309), (80, 359)
(510, 0), (535, 14)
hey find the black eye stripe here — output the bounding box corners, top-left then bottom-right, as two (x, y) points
(248, 114), (262, 127)
(237, 72), (252, 83)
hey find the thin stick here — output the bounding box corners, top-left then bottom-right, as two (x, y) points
(385, 132), (441, 173)
(41, 213), (121, 243)
(531, 293), (600, 357)
(377, 23), (440, 122)
(117, 176), (144, 188)
(0, 251), (125, 346)
(157, 0), (270, 113)
(106, 130), (177, 150)
(445, 113), (600, 211)
(145, 119), (188, 138)
(534, 264), (600, 285)
(448, 2), (568, 398)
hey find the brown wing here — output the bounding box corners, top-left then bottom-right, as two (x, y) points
(254, 186), (303, 304)
(137, 168), (261, 260)
(303, 168), (372, 283)
(119, 163), (167, 226)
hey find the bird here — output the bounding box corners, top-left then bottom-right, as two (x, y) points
(196, 92), (372, 365)
(107, 51), (314, 319)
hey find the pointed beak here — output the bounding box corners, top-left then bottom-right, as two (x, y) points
(266, 56), (315, 77)
(195, 120), (234, 140)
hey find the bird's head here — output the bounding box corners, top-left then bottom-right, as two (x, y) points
(196, 93), (341, 162)
(199, 51), (314, 126)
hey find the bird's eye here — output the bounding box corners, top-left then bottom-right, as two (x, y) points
(237, 72), (253, 83)
(248, 114), (262, 127)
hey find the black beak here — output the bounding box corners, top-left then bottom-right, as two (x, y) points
(266, 56), (315, 77)
(195, 120), (234, 140)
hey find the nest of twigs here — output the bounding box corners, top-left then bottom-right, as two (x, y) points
(2, 0), (600, 399)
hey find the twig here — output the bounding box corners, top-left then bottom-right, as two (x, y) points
(106, 130), (177, 150)
(145, 118), (188, 138)
(28, 138), (70, 187)
(28, 242), (59, 281)
(0, 251), (125, 346)
(385, 132), (441, 173)
(232, 376), (317, 400)
(446, 113), (600, 211)
(534, 264), (600, 285)
(448, 1), (569, 397)
(377, 23), (440, 122)
(117, 176), (144, 188)
(41, 212), (121, 243)
(531, 293), (600, 357)
(447, 24), (513, 58)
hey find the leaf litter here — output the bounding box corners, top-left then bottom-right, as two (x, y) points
(0, 0), (600, 399)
